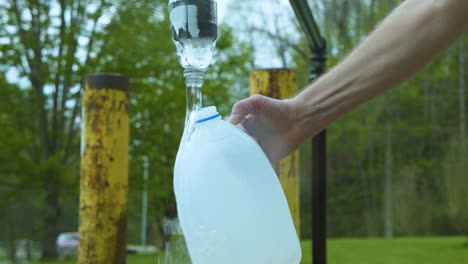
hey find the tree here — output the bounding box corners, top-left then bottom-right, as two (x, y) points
(0, 0), (253, 258)
(0, 74), (35, 263)
(226, 0), (305, 69)
(459, 36), (466, 150)
(444, 136), (468, 239)
(0, 0), (129, 258)
(294, 0), (463, 238)
(444, 35), (467, 240)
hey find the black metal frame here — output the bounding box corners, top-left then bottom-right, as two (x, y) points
(289, 1), (328, 263)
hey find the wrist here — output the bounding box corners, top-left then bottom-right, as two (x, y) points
(288, 94), (326, 143)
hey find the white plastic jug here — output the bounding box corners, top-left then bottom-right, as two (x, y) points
(174, 106), (302, 264)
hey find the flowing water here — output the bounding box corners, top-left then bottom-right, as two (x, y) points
(158, 218), (191, 263)
(184, 85), (202, 141)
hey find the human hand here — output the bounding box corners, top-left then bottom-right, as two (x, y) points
(228, 94), (304, 163)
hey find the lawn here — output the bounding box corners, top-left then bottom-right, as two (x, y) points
(28, 236), (468, 264)
(32, 253), (159, 264)
(301, 237), (468, 264)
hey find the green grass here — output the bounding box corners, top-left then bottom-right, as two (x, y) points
(301, 237), (468, 264)
(32, 253), (159, 264)
(0, 251), (7, 261)
(27, 237), (468, 264)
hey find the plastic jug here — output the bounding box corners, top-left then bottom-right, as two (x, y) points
(174, 106), (302, 264)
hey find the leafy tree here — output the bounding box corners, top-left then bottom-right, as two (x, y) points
(0, 0), (253, 258)
(0, 0), (129, 258)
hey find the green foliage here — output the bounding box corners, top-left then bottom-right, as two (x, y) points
(444, 136), (468, 235)
(0, 0), (465, 252)
(292, 1), (467, 238)
(0, 0), (253, 254)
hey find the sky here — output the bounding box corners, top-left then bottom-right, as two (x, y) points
(218, 0), (294, 25)
(5, 0), (300, 83)
(218, 0), (293, 19)
(218, 0), (228, 20)
(216, 0), (301, 68)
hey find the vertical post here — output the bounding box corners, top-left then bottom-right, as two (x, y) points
(141, 156), (149, 247)
(310, 45), (327, 264)
(459, 37), (466, 151)
(250, 69), (301, 236)
(79, 74), (130, 264)
(384, 122), (393, 238)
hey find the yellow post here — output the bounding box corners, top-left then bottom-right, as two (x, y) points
(79, 74), (130, 264)
(250, 69), (300, 236)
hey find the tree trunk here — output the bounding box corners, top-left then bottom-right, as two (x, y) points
(384, 122), (393, 238)
(7, 214), (18, 264)
(459, 36), (465, 152)
(459, 35), (467, 242)
(26, 240), (32, 261)
(41, 173), (60, 259)
(367, 123), (377, 212)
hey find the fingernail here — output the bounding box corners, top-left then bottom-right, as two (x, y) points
(228, 114), (238, 124)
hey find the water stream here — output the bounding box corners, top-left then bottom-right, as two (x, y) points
(158, 218), (191, 263)
(184, 85), (203, 141)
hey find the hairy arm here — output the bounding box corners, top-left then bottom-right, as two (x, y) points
(292, 0), (468, 141)
(229, 0), (467, 162)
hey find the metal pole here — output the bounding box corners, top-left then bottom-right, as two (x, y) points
(310, 45), (327, 264)
(287, 2), (328, 262)
(79, 73), (130, 264)
(250, 69), (301, 236)
(141, 156), (149, 247)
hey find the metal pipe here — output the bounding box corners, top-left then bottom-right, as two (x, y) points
(289, 0), (326, 49)
(310, 45), (327, 264)
(79, 73), (130, 264)
(289, 1), (328, 263)
(250, 69), (301, 236)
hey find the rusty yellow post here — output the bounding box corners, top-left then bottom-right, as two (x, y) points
(79, 74), (130, 264)
(250, 69), (300, 236)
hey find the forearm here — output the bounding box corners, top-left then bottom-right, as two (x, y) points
(293, 0), (468, 140)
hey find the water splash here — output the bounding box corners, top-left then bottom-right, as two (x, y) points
(158, 218), (191, 264)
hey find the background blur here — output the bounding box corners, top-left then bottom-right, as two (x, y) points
(0, 0), (466, 263)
